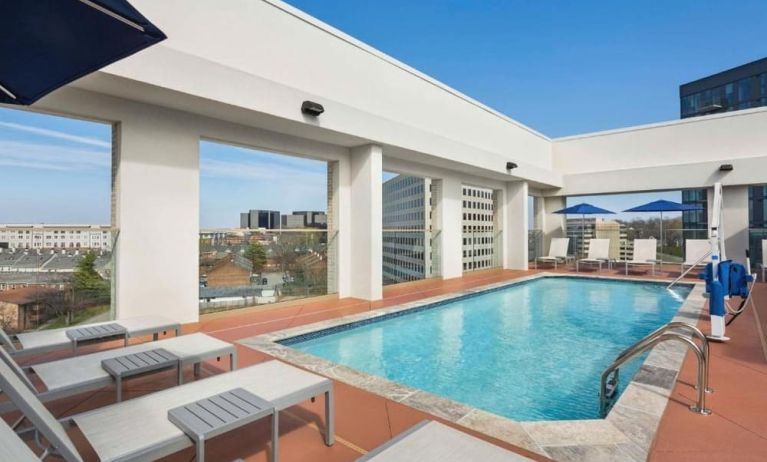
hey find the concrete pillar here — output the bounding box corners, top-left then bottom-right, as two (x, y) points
(113, 118), (200, 323)
(722, 186), (750, 265)
(348, 145), (383, 300)
(434, 176), (463, 279)
(503, 181), (529, 270)
(542, 196), (566, 254)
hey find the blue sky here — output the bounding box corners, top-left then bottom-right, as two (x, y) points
(1, 0), (765, 225)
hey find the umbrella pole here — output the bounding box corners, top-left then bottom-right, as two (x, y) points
(581, 214), (585, 259)
(659, 211), (664, 267)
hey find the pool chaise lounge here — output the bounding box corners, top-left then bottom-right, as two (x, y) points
(0, 418), (38, 461)
(625, 238), (658, 275)
(0, 359), (333, 462)
(576, 238), (611, 272)
(357, 421), (531, 462)
(1, 315), (181, 357)
(0, 332), (235, 412)
(533, 237), (571, 269)
(681, 239), (712, 273)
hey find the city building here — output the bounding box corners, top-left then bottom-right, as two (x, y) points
(291, 211), (328, 228)
(0, 286), (66, 332)
(0, 224), (112, 250)
(281, 214), (305, 229)
(462, 185), (497, 271)
(680, 57), (767, 118)
(566, 218), (629, 260)
(239, 210), (281, 229)
(749, 185), (767, 266)
(382, 175), (433, 284)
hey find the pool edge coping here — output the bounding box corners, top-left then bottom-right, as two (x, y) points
(238, 273), (707, 462)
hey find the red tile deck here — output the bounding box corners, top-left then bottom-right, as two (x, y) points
(4, 267), (766, 461)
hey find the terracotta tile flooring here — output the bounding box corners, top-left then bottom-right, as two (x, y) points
(6, 267), (767, 461)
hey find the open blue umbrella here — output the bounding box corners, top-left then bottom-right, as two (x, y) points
(0, 0), (166, 105)
(623, 199), (703, 263)
(554, 203), (615, 258)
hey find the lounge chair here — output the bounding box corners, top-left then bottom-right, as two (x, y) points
(534, 237), (571, 269)
(0, 332), (235, 412)
(357, 420), (531, 461)
(0, 315), (181, 357)
(0, 358), (333, 462)
(0, 417), (38, 461)
(760, 240), (766, 282)
(625, 239), (658, 275)
(680, 239), (711, 274)
(576, 239), (610, 272)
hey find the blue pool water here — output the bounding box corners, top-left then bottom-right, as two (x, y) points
(285, 277), (691, 421)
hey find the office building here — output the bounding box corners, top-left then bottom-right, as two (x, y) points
(240, 209), (281, 229)
(0, 224), (112, 250)
(382, 175), (433, 284)
(462, 185), (497, 271)
(680, 57), (767, 118)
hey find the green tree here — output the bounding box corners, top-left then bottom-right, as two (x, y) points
(73, 252), (108, 291)
(244, 242), (267, 274)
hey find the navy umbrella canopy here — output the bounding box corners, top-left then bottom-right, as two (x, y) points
(623, 199), (703, 263)
(0, 0), (166, 105)
(553, 203), (615, 257)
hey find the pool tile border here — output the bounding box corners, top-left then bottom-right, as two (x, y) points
(239, 273), (706, 462)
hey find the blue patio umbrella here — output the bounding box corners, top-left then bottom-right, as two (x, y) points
(553, 203), (615, 258)
(0, 0), (166, 105)
(623, 200), (703, 263)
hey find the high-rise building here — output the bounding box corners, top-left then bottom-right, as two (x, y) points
(566, 218), (628, 260)
(382, 175), (433, 284)
(462, 185), (497, 271)
(680, 57), (767, 118)
(240, 210), (281, 229)
(291, 211), (327, 229)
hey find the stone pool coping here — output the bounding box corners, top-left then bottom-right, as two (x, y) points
(239, 273), (707, 462)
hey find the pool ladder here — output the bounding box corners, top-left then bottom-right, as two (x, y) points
(599, 322), (712, 418)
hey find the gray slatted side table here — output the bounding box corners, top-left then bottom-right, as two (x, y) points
(101, 348), (180, 402)
(66, 323), (127, 352)
(168, 388), (277, 462)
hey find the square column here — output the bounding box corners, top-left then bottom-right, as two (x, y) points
(542, 196), (566, 254)
(348, 145), (383, 300)
(113, 119), (200, 323)
(433, 177), (463, 279)
(709, 185), (750, 265)
(503, 181), (529, 270)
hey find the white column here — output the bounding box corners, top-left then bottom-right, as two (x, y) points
(542, 196), (567, 253)
(435, 176), (463, 279)
(503, 181), (529, 270)
(721, 185), (750, 265)
(348, 145), (383, 300)
(113, 118), (200, 323)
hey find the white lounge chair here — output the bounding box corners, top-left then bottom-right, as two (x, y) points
(357, 420), (531, 461)
(0, 332), (235, 412)
(0, 358), (333, 462)
(0, 315), (181, 357)
(576, 239), (611, 272)
(760, 240), (766, 282)
(680, 239), (711, 273)
(625, 239), (658, 275)
(534, 237), (572, 269)
(0, 418), (38, 461)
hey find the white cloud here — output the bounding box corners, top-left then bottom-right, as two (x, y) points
(0, 140), (110, 172)
(0, 121), (111, 148)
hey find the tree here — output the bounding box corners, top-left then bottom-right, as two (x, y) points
(73, 252), (107, 291)
(244, 242), (267, 274)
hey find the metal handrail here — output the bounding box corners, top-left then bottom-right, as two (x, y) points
(600, 332), (712, 417)
(667, 250), (711, 289)
(614, 322), (712, 394)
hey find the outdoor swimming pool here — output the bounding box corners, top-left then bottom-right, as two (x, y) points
(283, 277), (692, 421)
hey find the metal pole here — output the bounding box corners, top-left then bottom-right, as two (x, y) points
(659, 210), (664, 266)
(581, 214), (585, 259)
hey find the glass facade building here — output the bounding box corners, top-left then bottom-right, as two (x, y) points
(680, 58), (767, 118)
(749, 185), (767, 267)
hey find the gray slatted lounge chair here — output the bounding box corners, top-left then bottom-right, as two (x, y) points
(357, 421), (531, 462)
(576, 238), (610, 272)
(625, 239), (658, 275)
(0, 358), (333, 462)
(0, 417), (39, 461)
(1, 315), (181, 357)
(0, 332), (235, 413)
(534, 237), (571, 269)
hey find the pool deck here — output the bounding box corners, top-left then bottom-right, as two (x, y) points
(4, 266), (767, 461)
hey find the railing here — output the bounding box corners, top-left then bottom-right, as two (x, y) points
(600, 322), (711, 417)
(462, 229), (502, 272)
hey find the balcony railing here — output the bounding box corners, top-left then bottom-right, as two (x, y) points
(382, 228), (439, 285)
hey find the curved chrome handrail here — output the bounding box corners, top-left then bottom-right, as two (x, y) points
(600, 331), (711, 417)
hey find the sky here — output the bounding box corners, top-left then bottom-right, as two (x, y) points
(1, 0), (765, 226)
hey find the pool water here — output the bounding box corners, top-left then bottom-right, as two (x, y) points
(286, 277), (691, 421)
